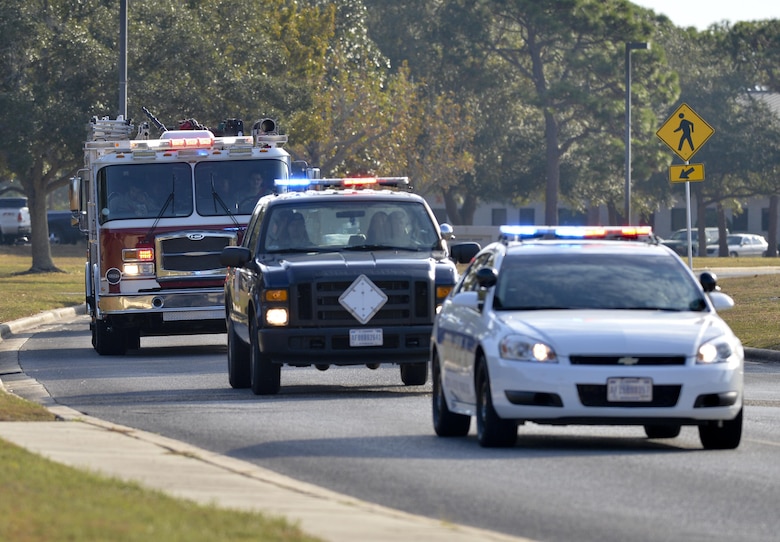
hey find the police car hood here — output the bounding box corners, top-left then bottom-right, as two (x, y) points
(497, 310), (735, 356)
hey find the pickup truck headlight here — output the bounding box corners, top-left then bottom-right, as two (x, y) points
(265, 307), (289, 326)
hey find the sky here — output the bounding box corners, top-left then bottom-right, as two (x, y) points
(632, 0), (778, 30)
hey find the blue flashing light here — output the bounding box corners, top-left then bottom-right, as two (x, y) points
(499, 225), (653, 241)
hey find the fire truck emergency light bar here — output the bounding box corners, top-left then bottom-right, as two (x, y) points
(499, 225), (654, 242)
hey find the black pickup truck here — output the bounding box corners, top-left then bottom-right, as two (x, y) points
(219, 177), (479, 395)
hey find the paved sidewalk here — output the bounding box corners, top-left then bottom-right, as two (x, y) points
(0, 309), (531, 542)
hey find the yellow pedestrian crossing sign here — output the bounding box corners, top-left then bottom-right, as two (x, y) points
(656, 103), (715, 161)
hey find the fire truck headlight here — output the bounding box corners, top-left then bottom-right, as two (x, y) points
(265, 307), (289, 326)
(123, 263), (155, 276)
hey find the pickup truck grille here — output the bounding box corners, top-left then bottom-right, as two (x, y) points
(294, 278), (431, 325)
(155, 232), (237, 277)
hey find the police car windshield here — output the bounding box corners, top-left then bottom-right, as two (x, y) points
(492, 252), (707, 312)
(261, 201), (438, 253)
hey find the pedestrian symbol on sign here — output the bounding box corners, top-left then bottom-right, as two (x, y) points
(674, 113), (695, 153)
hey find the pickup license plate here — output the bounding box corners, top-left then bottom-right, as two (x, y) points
(607, 377), (652, 402)
(350, 328), (383, 347)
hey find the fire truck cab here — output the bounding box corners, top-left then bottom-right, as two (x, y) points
(70, 114), (312, 355)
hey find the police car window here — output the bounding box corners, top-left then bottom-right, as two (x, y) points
(194, 159), (287, 216)
(98, 163), (193, 224)
(457, 252), (495, 293)
(494, 253), (706, 311)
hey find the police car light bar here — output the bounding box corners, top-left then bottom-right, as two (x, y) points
(274, 177), (411, 191)
(500, 225), (654, 241)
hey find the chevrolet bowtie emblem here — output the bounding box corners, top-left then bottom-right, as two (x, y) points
(617, 357), (640, 365)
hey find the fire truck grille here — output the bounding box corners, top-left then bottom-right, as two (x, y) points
(156, 232), (237, 276)
(294, 278), (431, 325)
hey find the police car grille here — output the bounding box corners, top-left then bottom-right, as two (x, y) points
(157, 233), (236, 274)
(294, 279), (431, 324)
(569, 356), (686, 366)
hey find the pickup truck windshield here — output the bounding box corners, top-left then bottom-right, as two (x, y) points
(260, 200), (439, 253)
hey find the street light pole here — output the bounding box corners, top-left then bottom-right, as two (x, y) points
(624, 41), (650, 226)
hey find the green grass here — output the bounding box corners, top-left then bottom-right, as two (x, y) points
(0, 243), (322, 542)
(0, 438), (321, 542)
(0, 244), (85, 323)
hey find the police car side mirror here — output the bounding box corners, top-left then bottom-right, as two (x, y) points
(699, 271), (719, 293)
(220, 246), (251, 268)
(476, 267), (498, 288)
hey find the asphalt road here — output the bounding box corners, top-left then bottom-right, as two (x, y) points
(8, 315), (780, 542)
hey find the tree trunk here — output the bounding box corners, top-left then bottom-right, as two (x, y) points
(543, 110), (560, 225)
(27, 181), (61, 274)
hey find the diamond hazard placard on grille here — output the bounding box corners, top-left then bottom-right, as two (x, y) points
(339, 274), (388, 324)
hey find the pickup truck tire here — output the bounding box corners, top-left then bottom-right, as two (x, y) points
(249, 315), (280, 395)
(400, 362), (428, 386)
(93, 319), (128, 356)
(227, 318), (251, 389)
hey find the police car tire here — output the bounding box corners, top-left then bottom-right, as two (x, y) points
(475, 358), (517, 448)
(432, 352), (470, 437)
(698, 408), (742, 450)
(644, 424), (681, 439)
(249, 316), (280, 395)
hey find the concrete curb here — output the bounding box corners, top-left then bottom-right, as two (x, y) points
(0, 304), (86, 343)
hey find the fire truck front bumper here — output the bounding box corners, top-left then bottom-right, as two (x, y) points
(97, 289), (225, 322)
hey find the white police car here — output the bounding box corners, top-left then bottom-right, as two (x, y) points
(431, 225), (744, 449)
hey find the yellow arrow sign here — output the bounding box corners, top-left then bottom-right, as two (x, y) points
(656, 103), (715, 161)
(669, 163), (705, 183)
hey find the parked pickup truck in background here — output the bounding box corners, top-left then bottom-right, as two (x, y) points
(0, 197), (31, 245)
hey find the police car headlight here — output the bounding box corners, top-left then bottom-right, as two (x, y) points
(697, 336), (742, 364)
(499, 334), (557, 363)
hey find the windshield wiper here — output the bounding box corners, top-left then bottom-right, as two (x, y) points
(343, 244), (422, 252)
(210, 174), (240, 228)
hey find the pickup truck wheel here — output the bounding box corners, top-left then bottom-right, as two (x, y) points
(432, 352), (470, 437)
(249, 316), (280, 395)
(93, 319), (127, 356)
(400, 362), (428, 386)
(475, 358), (517, 448)
(227, 318), (250, 389)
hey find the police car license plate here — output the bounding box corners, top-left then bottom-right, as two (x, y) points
(607, 377), (653, 402)
(350, 328), (383, 347)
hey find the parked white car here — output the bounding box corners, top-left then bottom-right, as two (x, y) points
(706, 233), (768, 257)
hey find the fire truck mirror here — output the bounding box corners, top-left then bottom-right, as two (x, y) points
(69, 176), (81, 213)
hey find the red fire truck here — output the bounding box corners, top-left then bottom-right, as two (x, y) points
(69, 112), (310, 355)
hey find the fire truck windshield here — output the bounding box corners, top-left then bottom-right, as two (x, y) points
(99, 163), (193, 223)
(194, 159), (288, 216)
